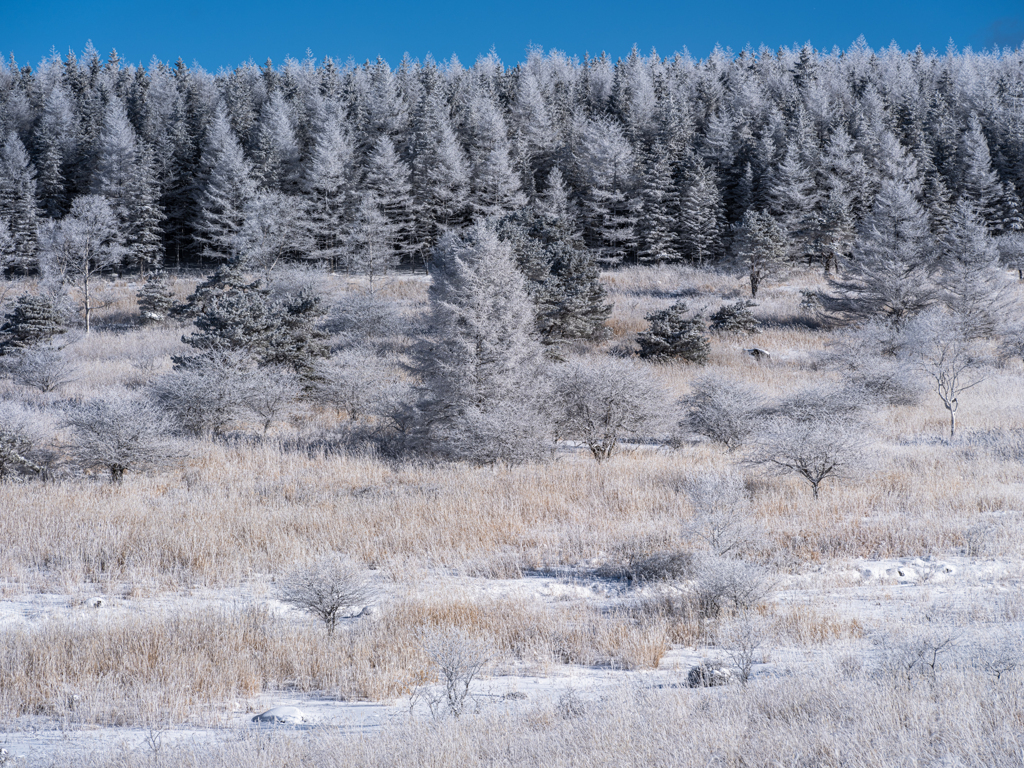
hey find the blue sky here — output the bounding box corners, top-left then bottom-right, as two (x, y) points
(2, 0), (1022, 70)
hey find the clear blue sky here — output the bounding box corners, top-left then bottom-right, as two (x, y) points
(2, 0), (1022, 71)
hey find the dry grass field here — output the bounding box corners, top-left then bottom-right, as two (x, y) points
(1, 264), (1023, 766)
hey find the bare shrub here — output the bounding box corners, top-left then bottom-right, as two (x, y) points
(551, 357), (670, 460)
(901, 308), (988, 440)
(277, 553), (379, 635)
(2, 346), (77, 392)
(692, 555), (776, 620)
(150, 354), (252, 437)
(716, 614), (771, 685)
(326, 291), (406, 348)
(415, 627), (491, 718)
(683, 472), (760, 556)
(876, 627), (962, 685)
(682, 375), (768, 451)
(0, 400), (51, 479)
(307, 347), (407, 421)
(63, 397), (178, 483)
(745, 388), (869, 498)
(975, 632), (1023, 681)
(821, 320), (924, 406)
(245, 365), (302, 434)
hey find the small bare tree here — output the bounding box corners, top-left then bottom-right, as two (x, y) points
(551, 358), (669, 461)
(683, 472), (760, 557)
(0, 401), (50, 479)
(682, 375), (768, 451)
(3, 346), (77, 393)
(416, 627), (491, 718)
(63, 397), (177, 483)
(277, 553), (379, 635)
(901, 309), (987, 440)
(745, 400), (867, 499)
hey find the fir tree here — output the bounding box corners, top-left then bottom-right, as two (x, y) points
(362, 135), (415, 265)
(0, 293), (67, 353)
(677, 152), (726, 265)
(0, 133), (40, 272)
(195, 106), (258, 260)
(136, 273), (174, 324)
(411, 223), (547, 464)
(636, 301), (710, 363)
(303, 111), (356, 269)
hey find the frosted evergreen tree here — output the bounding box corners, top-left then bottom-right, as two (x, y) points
(362, 135), (415, 265)
(409, 90), (471, 261)
(636, 145), (682, 264)
(93, 99), (164, 268)
(570, 115), (637, 265)
(254, 92), (302, 193)
(819, 179), (938, 327)
(960, 114), (1010, 235)
(346, 191), (398, 290)
(767, 146), (819, 261)
(303, 111), (356, 269)
(34, 85), (76, 219)
(411, 223), (547, 464)
(938, 200), (1016, 340)
(677, 151), (726, 265)
(464, 91), (526, 221)
(0, 133), (40, 271)
(195, 106), (258, 260)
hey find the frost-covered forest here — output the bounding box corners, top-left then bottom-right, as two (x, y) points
(1, 40), (1023, 276)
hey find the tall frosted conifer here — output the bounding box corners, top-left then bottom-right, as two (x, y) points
(0, 133), (40, 271)
(196, 106), (257, 259)
(362, 135), (415, 264)
(412, 223), (547, 464)
(303, 111), (356, 269)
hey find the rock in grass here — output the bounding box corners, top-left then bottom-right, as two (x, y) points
(253, 706), (305, 724)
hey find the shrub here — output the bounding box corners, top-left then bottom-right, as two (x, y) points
(136, 274), (175, 325)
(277, 553), (379, 635)
(416, 627), (491, 718)
(63, 396), (177, 483)
(682, 375), (768, 450)
(551, 357), (670, 461)
(636, 301), (710, 363)
(709, 300), (760, 334)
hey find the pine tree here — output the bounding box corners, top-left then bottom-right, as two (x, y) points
(195, 106), (258, 260)
(303, 111), (357, 270)
(136, 273), (174, 324)
(253, 92), (302, 193)
(960, 114), (1010, 235)
(636, 145), (681, 264)
(409, 91), (471, 262)
(0, 133), (40, 272)
(938, 199), (1016, 340)
(34, 85), (75, 219)
(346, 191), (398, 289)
(819, 179), (938, 327)
(93, 99), (164, 268)
(0, 293), (68, 353)
(677, 152), (725, 265)
(636, 301), (710, 363)
(570, 115), (638, 265)
(362, 135), (415, 265)
(766, 146), (819, 261)
(412, 223), (547, 464)
(464, 91), (526, 221)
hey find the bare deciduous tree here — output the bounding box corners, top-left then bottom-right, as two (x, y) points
(551, 357), (669, 461)
(683, 375), (768, 451)
(63, 397), (177, 483)
(901, 309), (987, 440)
(745, 393), (868, 498)
(277, 553), (379, 635)
(415, 627), (491, 718)
(683, 472), (760, 557)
